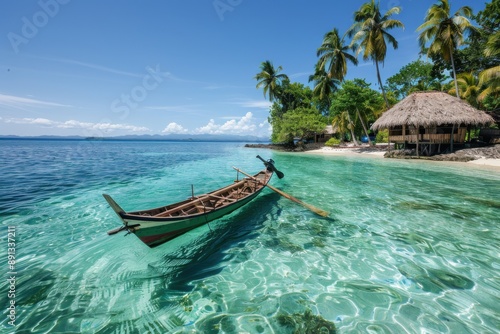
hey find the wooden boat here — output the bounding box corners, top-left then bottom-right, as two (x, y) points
(103, 157), (279, 247)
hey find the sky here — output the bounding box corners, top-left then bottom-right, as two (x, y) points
(0, 0), (485, 138)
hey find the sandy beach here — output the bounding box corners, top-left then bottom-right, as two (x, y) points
(305, 146), (386, 157)
(305, 145), (500, 171)
(467, 157), (500, 167)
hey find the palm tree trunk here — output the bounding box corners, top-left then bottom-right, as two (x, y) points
(375, 60), (390, 108)
(346, 111), (359, 146)
(356, 108), (373, 146)
(449, 47), (458, 151)
(449, 45), (460, 99)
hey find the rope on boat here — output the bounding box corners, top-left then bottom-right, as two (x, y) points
(196, 197), (213, 232)
(205, 210), (213, 232)
(191, 183), (214, 232)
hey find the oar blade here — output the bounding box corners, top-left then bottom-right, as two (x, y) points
(267, 183), (329, 217)
(233, 166), (328, 217)
(312, 208), (329, 217)
(256, 155), (284, 179)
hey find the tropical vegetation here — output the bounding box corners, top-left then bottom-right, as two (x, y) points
(330, 79), (385, 146)
(347, 0), (404, 108)
(417, 0), (476, 98)
(254, 0), (499, 145)
(386, 59), (445, 99)
(254, 60), (289, 102)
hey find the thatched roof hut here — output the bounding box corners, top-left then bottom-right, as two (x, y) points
(371, 91), (494, 130)
(314, 125), (338, 143)
(371, 91), (495, 156)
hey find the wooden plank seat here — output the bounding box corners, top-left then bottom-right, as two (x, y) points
(151, 177), (259, 217)
(196, 205), (215, 211)
(209, 194), (237, 202)
(154, 201), (202, 217)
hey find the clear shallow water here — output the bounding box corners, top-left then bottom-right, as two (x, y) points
(1, 139), (499, 333)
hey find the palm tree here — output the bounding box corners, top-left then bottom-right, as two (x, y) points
(347, 0), (404, 108)
(308, 65), (339, 105)
(332, 110), (359, 146)
(254, 60), (289, 102)
(316, 28), (358, 82)
(409, 79), (447, 94)
(448, 72), (481, 107)
(484, 30), (500, 58)
(314, 28), (359, 143)
(417, 0), (475, 98)
(478, 67), (500, 106)
(478, 31), (500, 105)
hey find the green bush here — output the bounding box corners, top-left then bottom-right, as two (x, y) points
(376, 130), (389, 143)
(325, 137), (341, 146)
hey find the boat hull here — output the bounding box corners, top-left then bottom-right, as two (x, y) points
(104, 167), (273, 247)
(121, 191), (261, 247)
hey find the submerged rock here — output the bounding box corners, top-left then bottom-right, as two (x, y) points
(245, 142), (326, 152)
(384, 144), (500, 162)
(430, 144), (500, 161)
(276, 309), (337, 334)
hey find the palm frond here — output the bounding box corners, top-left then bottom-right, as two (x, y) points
(382, 6), (401, 20)
(315, 27), (357, 82)
(254, 60), (288, 102)
(455, 6), (473, 18)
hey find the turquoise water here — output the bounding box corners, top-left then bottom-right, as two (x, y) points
(1, 139), (499, 333)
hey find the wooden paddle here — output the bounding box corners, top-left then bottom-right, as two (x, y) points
(233, 167), (329, 217)
(256, 155), (284, 179)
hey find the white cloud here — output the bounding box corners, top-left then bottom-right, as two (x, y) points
(195, 119), (219, 134)
(59, 120), (93, 129)
(195, 112), (265, 135)
(162, 122), (189, 134)
(1, 114), (271, 137)
(54, 58), (143, 78)
(289, 71), (311, 79)
(5, 117), (55, 126)
(259, 119), (271, 130)
(222, 112), (255, 132)
(145, 104), (202, 113)
(4, 117), (149, 133)
(0, 93), (72, 109)
(232, 100), (272, 109)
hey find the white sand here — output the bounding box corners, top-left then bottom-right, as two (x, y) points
(467, 157), (500, 167)
(305, 146), (386, 157)
(305, 146), (500, 171)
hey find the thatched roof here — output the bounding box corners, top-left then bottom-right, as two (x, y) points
(324, 125), (337, 134)
(371, 91), (495, 130)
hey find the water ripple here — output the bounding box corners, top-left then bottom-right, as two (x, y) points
(2, 141), (499, 333)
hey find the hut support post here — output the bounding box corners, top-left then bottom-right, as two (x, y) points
(416, 125), (420, 158)
(450, 124), (455, 152)
(403, 125), (406, 149)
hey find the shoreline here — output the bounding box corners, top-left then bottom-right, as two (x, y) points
(303, 145), (500, 171)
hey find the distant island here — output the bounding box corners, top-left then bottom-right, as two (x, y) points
(0, 134), (271, 143)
